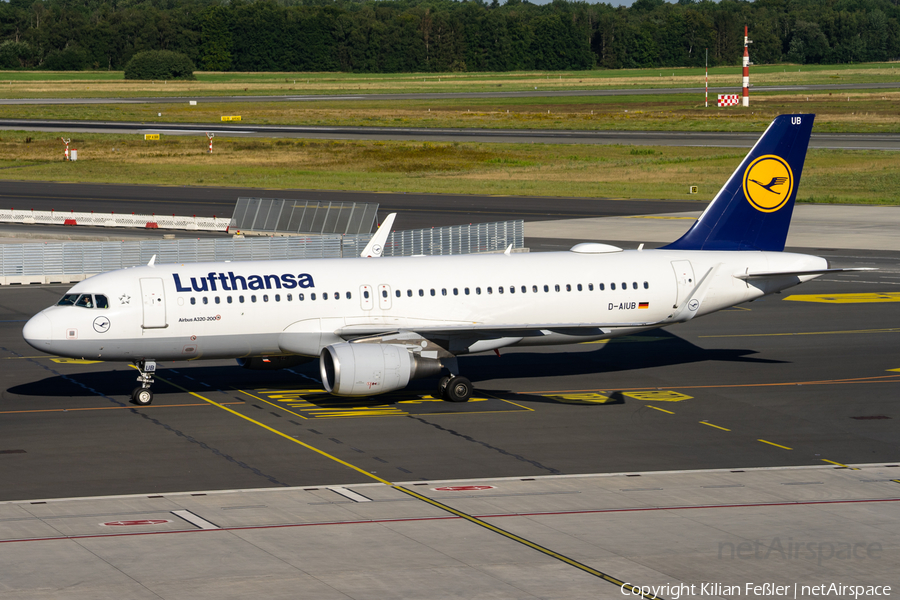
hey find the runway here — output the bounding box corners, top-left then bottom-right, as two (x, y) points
(1, 81), (898, 104)
(2, 118), (898, 149)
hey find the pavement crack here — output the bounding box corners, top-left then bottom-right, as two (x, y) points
(406, 414), (561, 474)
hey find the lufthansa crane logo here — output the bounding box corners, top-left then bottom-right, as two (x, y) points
(743, 155), (794, 213)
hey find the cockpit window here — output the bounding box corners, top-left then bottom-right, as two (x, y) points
(57, 294), (108, 309)
(58, 294), (80, 306)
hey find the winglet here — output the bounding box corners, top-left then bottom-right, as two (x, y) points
(360, 213), (396, 258)
(662, 114), (815, 252)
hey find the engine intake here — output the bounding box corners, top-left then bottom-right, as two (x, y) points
(320, 343), (441, 396)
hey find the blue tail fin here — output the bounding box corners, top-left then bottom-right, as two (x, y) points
(662, 114), (814, 252)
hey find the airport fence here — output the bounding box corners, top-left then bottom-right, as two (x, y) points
(0, 220), (524, 285)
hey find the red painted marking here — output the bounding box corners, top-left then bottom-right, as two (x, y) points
(63, 219), (77, 226)
(3, 497), (899, 545)
(145, 222), (159, 229)
(101, 519), (171, 527)
(433, 485), (495, 491)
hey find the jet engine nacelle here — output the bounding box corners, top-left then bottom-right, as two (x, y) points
(236, 355), (313, 371)
(320, 343), (441, 396)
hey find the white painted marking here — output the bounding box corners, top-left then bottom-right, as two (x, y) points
(329, 487), (371, 502)
(171, 509), (219, 530)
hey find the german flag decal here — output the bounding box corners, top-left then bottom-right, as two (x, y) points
(638, 302), (650, 309)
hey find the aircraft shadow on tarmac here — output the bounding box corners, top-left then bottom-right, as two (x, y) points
(7, 330), (785, 409)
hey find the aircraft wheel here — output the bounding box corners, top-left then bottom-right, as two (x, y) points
(132, 387), (153, 406)
(437, 375), (451, 399)
(444, 376), (472, 403)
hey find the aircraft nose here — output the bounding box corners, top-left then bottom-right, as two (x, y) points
(23, 313), (52, 350)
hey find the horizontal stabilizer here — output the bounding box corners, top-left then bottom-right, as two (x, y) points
(736, 267), (875, 280)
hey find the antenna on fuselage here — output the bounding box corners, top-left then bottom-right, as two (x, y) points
(147, 254), (157, 267)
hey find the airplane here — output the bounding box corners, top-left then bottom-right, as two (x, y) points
(23, 113), (857, 406)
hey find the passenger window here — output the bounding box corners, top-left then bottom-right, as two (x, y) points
(509, 286), (515, 294)
(298, 294), (304, 301)
(311, 293), (317, 300)
(58, 294), (80, 306)
(476, 287), (481, 295)
(419, 289), (424, 297)
(334, 292), (339, 300)
(395, 290), (400, 298)
(532, 285), (537, 293)
(633, 282), (638, 290)
(430, 289), (435, 296)
(487, 287), (493, 294)
(622, 282), (627, 290)
(465, 288), (470, 295)
(599, 283), (605, 291)
(407, 290), (413, 297)
(611, 283), (616, 290)
(322, 293), (327, 301)
(523, 286), (528, 293)
(276, 294), (281, 302)
(215, 296), (221, 304)
(644, 282), (649, 289)
(498, 287), (504, 294)
(453, 288), (459, 296)
(364, 291), (370, 299)
(543, 285), (549, 292)
(190, 297), (196, 305)
(239, 295), (245, 303)
(251, 295), (257, 302)
(382, 290), (388, 298)
(588, 284), (594, 291)
(286, 294), (292, 301)
(577, 284), (582, 292)
(263, 295), (269, 302)
(226, 296), (232, 304)
(346, 292), (351, 299)
(95, 295), (109, 309)
(566, 284), (571, 292)
(442, 289), (447, 296)
(555, 285), (560, 292)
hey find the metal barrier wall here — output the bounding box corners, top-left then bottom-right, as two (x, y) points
(0, 209), (229, 232)
(0, 220), (524, 285)
(230, 198), (378, 235)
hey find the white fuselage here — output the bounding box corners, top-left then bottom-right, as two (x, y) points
(23, 247), (827, 363)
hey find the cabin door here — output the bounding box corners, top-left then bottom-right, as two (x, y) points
(140, 278), (168, 329)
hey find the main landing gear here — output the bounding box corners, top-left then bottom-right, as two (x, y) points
(131, 359), (157, 406)
(437, 374), (473, 403)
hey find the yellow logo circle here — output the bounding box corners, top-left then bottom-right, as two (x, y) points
(743, 155), (794, 213)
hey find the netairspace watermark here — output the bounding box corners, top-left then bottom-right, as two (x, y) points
(719, 538), (882, 567)
(620, 583), (892, 600)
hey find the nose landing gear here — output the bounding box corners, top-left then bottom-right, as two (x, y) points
(131, 360), (157, 405)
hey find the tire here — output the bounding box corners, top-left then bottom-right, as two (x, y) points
(437, 375), (451, 399)
(132, 387), (153, 406)
(445, 376), (472, 403)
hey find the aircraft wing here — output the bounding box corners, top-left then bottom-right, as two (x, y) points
(335, 320), (664, 339)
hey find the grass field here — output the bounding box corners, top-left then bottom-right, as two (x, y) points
(0, 132), (895, 205)
(0, 63), (898, 95)
(0, 65), (895, 204)
(2, 90), (897, 133)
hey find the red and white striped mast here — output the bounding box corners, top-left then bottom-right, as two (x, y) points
(742, 26), (751, 108)
(705, 47), (708, 108)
